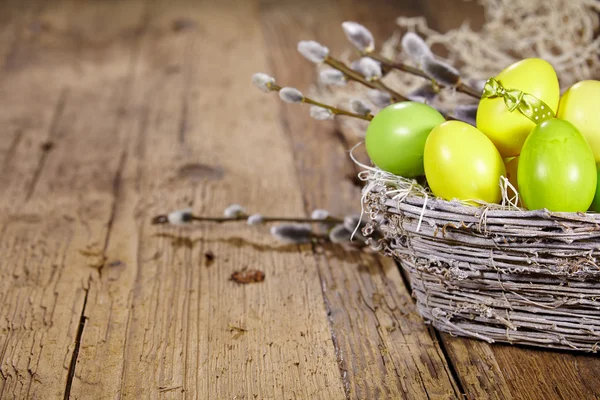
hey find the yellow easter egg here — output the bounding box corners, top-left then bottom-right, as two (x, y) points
(476, 58), (560, 157)
(424, 121), (506, 204)
(557, 80), (600, 162)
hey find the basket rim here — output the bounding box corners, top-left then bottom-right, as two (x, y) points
(367, 183), (600, 225)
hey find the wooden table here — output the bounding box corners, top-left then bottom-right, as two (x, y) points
(0, 0), (598, 398)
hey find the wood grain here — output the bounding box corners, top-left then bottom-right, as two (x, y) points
(443, 337), (600, 400)
(260, 0), (461, 398)
(0, 0), (598, 399)
(68, 0), (345, 398)
(0, 1), (147, 398)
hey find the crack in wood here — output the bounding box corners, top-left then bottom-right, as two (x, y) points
(98, 151), (128, 278)
(433, 329), (467, 399)
(393, 259), (466, 399)
(178, 96), (188, 145)
(357, 287), (414, 397)
(259, 22), (379, 397)
(59, 96), (130, 398)
(117, 224), (144, 399)
(25, 88), (68, 201)
(311, 247), (351, 400)
(268, 94), (353, 396)
(63, 287), (89, 400)
(178, 34), (194, 147)
(1, 128), (23, 173)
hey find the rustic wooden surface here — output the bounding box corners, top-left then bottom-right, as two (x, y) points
(0, 0), (598, 399)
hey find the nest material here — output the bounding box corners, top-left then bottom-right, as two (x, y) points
(363, 177), (600, 352)
(397, 0), (600, 88)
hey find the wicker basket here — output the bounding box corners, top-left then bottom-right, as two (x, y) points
(363, 180), (600, 352)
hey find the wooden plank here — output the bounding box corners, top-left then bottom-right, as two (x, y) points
(259, 0), (462, 398)
(444, 339), (600, 400)
(1, 1), (596, 399)
(0, 1), (81, 398)
(68, 0), (347, 398)
(0, 0), (34, 74)
(0, 0), (73, 200)
(0, 0), (148, 398)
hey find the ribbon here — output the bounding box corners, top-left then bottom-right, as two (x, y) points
(482, 77), (554, 124)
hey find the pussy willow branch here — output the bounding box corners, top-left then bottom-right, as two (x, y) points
(270, 82), (373, 121)
(324, 56), (409, 102)
(304, 97), (373, 120)
(151, 213), (343, 225)
(365, 52), (481, 99)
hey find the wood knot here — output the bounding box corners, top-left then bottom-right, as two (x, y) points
(177, 163), (225, 181)
(171, 18), (198, 32)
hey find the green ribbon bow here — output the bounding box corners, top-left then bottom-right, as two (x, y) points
(482, 77), (554, 124)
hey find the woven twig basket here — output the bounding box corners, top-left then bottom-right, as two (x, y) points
(364, 181), (600, 352)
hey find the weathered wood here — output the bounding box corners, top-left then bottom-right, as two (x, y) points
(444, 339), (600, 400)
(0, 0), (34, 75)
(67, 0), (346, 398)
(1, 1), (598, 399)
(260, 0), (462, 398)
(0, 1), (148, 398)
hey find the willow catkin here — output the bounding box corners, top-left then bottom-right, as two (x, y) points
(313, 0), (599, 138)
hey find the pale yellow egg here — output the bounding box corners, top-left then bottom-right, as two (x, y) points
(557, 80), (600, 162)
(476, 58), (560, 157)
(424, 121), (506, 204)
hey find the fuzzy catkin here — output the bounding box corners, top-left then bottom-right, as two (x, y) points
(309, 106), (334, 120)
(298, 40), (329, 63)
(314, 0), (599, 137)
(252, 73), (275, 92)
(320, 69), (347, 86)
(270, 224), (313, 243)
(350, 99), (372, 116)
(329, 224), (352, 243)
(342, 21), (376, 52)
(311, 209), (330, 220)
(224, 204), (246, 218)
(279, 87), (304, 103)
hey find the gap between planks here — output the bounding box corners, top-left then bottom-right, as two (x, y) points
(257, 0), (465, 397)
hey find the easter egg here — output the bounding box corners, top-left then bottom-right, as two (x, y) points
(476, 58), (560, 157)
(365, 102), (445, 177)
(589, 164), (600, 212)
(424, 120), (506, 203)
(518, 119), (596, 212)
(557, 80), (600, 162)
(589, 164), (600, 213)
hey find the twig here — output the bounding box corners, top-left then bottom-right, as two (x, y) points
(151, 213), (343, 225)
(324, 56), (408, 102)
(367, 52), (430, 80)
(303, 97), (372, 120)
(366, 52), (481, 99)
(270, 82), (373, 121)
